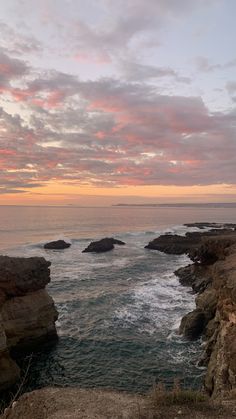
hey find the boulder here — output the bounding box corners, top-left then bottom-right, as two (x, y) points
(82, 238), (125, 253)
(0, 256), (51, 297)
(179, 309), (206, 340)
(2, 290), (58, 352)
(44, 240), (71, 250)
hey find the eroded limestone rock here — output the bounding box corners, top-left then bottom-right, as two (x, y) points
(0, 256), (58, 391)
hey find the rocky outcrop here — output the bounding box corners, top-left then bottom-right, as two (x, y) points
(189, 236), (236, 265)
(44, 240), (71, 249)
(0, 256), (58, 391)
(177, 234), (236, 398)
(82, 237), (125, 253)
(174, 264), (212, 292)
(184, 222), (236, 230)
(150, 225), (236, 398)
(145, 227), (236, 255)
(145, 233), (200, 254)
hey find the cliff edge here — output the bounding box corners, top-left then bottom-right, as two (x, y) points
(0, 256), (58, 390)
(177, 233), (236, 398)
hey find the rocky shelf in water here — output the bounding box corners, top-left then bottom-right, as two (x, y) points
(145, 225), (236, 255)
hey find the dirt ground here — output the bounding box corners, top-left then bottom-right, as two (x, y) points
(1, 387), (236, 419)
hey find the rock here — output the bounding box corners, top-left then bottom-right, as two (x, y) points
(196, 289), (218, 322)
(0, 256), (58, 391)
(44, 240), (71, 250)
(177, 231), (236, 397)
(189, 235), (236, 265)
(174, 265), (196, 287)
(145, 234), (199, 254)
(145, 229), (236, 255)
(175, 264), (212, 293)
(0, 320), (20, 391)
(0, 351), (20, 391)
(192, 276), (212, 294)
(179, 309), (206, 340)
(82, 237), (125, 253)
(184, 222), (236, 230)
(184, 222), (218, 229)
(2, 290), (58, 352)
(0, 256), (51, 297)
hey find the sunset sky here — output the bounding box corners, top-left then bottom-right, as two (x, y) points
(0, 0), (236, 205)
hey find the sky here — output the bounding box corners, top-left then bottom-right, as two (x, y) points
(0, 0), (236, 205)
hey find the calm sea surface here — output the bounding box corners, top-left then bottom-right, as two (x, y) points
(0, 205), (235, 393)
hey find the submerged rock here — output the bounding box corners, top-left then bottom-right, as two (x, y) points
(0, 256), (58, 391)
(82, 237), (125, 253)
(44, 240), (71, 250)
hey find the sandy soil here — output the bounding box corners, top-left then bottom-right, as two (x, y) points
(1, 387), (236, 419)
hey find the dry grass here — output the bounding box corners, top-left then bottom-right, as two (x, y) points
(151, 380), (207, 407)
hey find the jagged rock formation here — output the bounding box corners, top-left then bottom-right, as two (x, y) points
(177, 233), (236, 398)
(147, 224), (236, 398)
(82, 237), (125, 253)
(184, 222), (236, 230)
(0, 256), (58, 391)
(145, 228), (236, 255)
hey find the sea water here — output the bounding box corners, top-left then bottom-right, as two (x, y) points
(0, 205), (235, 393)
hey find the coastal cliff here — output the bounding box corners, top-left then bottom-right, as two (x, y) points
(177, 233), (236, 398)
(0, 256), (58, 391)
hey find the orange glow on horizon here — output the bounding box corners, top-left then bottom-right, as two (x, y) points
(1, 181), (236, 206)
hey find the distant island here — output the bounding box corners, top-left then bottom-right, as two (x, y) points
(113, 202), (236, 208)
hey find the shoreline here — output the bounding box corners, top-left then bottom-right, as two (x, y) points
(1, 223), (236, 417)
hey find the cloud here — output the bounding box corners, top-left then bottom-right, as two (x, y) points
(0, 21), (42, 56)
(226, 81), (236, 94)
(0, 49), (29, 90)
(119, 61), (191, 83)
(65, 0), (216, 63)
(0, 66), (235, 192)
(196, 56), (236, 73)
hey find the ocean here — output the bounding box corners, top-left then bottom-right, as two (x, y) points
(0, 205), (236, 393)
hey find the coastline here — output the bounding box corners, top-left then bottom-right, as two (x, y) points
(1, 222), (236, 417)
